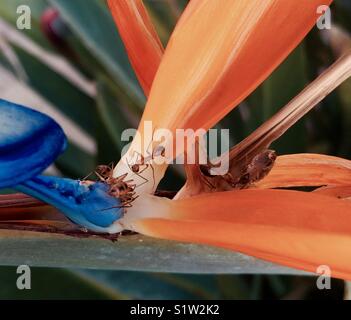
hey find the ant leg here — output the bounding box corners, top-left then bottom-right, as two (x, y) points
(99, 204), (123, 212)
(149, 164), (156, 190)
(134, 171), (150, 189)
(108, 162), (116, 171)
(100, 193), (139, 211)
(114, 173), (129, 183)
(82, 171), (94, 181)
(94, 171), (106, 182)
(143, 141), (158, 190)
(144, 127), (157, 158)
(129, 150), (144, 165)
(141, 142), (157, 189)
(135, 163), (155, 189)
(138, 163), (149, 175)
(127, 148), (156, 189)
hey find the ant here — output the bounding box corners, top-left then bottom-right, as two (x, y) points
(224, 149), (277, 189)
(126, 139), (166, 190)
(95, 163), (138, 208)
(199, 149), (277, 190)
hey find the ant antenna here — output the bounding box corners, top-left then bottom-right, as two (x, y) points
(81, 171), (95, 181)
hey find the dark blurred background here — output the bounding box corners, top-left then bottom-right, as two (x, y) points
(0, 0), (350, 299)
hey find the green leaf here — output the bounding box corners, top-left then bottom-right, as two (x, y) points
(96, 76), (138, 162)
(0, 230), (307, 275)
(78, 270), (220, 299)
(50, 0), (145, 109)
(13, 45), (97, 134)
(7, 46), (97, 177)
(56, 142), (95, 179)
(244, 44), (309, 154)
(144, 0), (178, 45)
(0, 0), (52, 49)
(0, 266), (123, 299)
(334, 0), (351, 31)
(250, 275), (263, 299)
(215, 275), (251, 299)
(263, 44), (309, 154)
(344, 281), (351, 300)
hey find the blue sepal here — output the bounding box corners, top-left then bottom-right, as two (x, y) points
(0, 99), (67, 187)
(16, 175), (123, 233)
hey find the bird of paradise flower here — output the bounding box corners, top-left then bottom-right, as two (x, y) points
(2, 0), (351, 280)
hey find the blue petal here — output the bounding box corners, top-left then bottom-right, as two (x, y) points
(0, 99), (67, 187)
(16, 175), (123, 233)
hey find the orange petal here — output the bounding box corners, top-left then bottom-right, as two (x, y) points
(313, 185), (351, 199)
(107, 0), (164, 95)
(139, 0), (332, 134)
(132, 189), (351, 280)
(256, 154), (351, 189)
(114, 0), (332, 194)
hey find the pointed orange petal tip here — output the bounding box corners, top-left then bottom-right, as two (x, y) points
(133, 188), (351, 280)
(107, 0), (164, 95)
(256, 154), (351, 189)
(140, 0), (333, 134)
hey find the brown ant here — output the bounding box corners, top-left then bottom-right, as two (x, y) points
(95, 164), (114, 181)
(94, 163), (138, 208)
(199, 149), (277, 190)
(126, 143), (166, 190)
(223, 149), (277, 189)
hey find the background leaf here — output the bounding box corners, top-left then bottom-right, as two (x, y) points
(49, 0), (145, 110)
(0, 0), (349, 300)
(0, 0), (51, 49)
(0, 230), (306, 275)
(0, 267), (123, 299)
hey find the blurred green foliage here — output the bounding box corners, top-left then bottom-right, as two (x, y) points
(0, 0), (350, 299)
